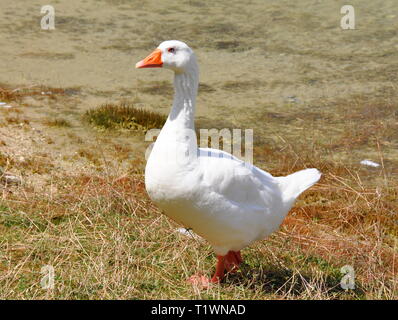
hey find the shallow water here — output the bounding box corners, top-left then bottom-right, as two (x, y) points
(1, 0), (397, 105)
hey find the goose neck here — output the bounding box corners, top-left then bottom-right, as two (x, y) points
(168, 68), (198, 130)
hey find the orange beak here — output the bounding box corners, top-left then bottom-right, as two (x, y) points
(135, 49), (163, 68)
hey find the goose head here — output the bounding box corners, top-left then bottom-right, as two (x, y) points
(135, 40), (197, 74)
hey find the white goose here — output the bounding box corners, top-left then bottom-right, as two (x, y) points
(136, 40), (321, 286)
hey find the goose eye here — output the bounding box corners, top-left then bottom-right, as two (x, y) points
(168, 47), (175, 53)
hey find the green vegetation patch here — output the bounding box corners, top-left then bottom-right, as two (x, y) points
(43, 118), (72, 128)
(84, 103), (166, 131)
(0, 84), (79, 102)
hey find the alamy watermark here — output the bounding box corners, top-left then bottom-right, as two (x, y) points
(145, 128), (254, 174)
(41, 5), (55, 30)
(341, 5), (355, 30)
(340, 265), (355, 290)
(39, 5), (356, 32)
(40, 265), (55, 289)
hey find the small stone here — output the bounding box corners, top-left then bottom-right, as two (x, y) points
(2, 174), (22, 184)
(286, 95), (300, 104)
(360, 160), (380, 168)
(176, 227), (201, 240)
(0, 103), (13, 109)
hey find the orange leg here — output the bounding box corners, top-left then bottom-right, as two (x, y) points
(211, 250), (243, 282)
(188, 250), (243, 287)
(224, 251), (242, 274)
(210, 255), (227, 283)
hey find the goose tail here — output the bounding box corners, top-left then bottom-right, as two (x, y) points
(276, 168), (321, 203)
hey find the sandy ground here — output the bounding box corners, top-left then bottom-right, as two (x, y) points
(1, 0), (397, 108)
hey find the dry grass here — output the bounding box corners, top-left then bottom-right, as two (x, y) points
(0, 83), (397, 300)
(0, 84), (78, 103)
(0, 133), (396, 299)
(43, 118), (72, 128)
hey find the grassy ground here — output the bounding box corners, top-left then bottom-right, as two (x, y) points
(0, 0), (397, 299)
(0, 88), (397, 299)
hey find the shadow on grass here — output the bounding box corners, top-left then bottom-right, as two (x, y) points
(226, 263), (366, 299)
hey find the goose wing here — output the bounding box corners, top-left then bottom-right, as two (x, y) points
(197, 148), (282, 211)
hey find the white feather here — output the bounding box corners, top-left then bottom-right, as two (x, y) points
(142, 41), (321, 256)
